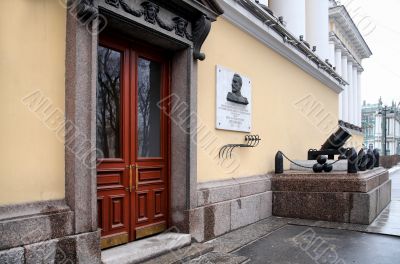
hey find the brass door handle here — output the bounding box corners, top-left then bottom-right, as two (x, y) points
(135, 165), (139, 191)
(126, 165), (133, 193)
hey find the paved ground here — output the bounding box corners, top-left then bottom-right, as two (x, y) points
(235, 225), (400, 264)
(148, 166), (400, 264)
(361, 167), (400, 236)
(233, 167), (400, 264)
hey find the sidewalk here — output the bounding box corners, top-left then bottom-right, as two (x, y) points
(147, 167), (400, 263)
(388, 164), (400, 175)
(368, 164), (400, 235)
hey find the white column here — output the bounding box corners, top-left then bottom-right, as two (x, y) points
(335, 49), (342, 75)
(329, 42), (335, 66)
(391, 118), (395, 136)
(341, 55), (348, 122)
(352, 66), (358, 126)
(376, 114), (381, 136)
(347, 60), (353, 124)
(268, 0), (306, 38)
(357, 71), (362, 126)
(305, 0), (330, 60)
(335, 48), (343, 120)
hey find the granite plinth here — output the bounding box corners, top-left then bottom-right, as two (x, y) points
(272, 168), (391, 224)
(272, 168), (388, 193)
(0, 231), (100, 263)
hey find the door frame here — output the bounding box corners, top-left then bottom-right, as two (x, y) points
(97, 34), (172, 245)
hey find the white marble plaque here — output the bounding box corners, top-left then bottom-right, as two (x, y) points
(216, 66), (252, 132)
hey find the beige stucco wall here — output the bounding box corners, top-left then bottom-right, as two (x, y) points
(197, 18), (340, 182)
(345, 133), (365, 150)
(0, 0), (66, 205)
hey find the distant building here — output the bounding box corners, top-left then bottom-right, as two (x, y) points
(362, 100), (400, 155)
(362, 102), (379, 149)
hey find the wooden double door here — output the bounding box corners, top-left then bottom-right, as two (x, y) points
(96, 36), (170, 249)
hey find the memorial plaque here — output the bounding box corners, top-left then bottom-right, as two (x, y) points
(216, 66), (252, 132)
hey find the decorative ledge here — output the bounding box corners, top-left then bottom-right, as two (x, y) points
(330, 32), (364, 72)
(219, 0), (347, 94)
(95, 0), (223, 60)
(329, 5), (372, 60)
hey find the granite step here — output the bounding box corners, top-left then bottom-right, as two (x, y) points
(101, 233), (191, 264)
(143, 243), (214, 264)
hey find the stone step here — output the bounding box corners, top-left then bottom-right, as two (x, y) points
(143, 243), (214, 264)
(101, 233), (191, 264)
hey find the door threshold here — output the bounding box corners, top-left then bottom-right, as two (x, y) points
(101, 233), (192, 264)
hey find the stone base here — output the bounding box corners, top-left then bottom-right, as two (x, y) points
(0, 231), (100, 264)
(189, 175), (272, 242)
(272, 168), (391, 224)
(0, 199), (101, 263)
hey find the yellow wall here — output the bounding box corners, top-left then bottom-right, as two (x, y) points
(197, 18), (340, 182)
(0, 0), (66, 205)
(345, 134), (365, 150)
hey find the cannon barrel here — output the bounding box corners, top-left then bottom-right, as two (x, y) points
(320, 126), (352, 151)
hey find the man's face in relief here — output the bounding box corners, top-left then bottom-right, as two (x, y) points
(232, 74), (242, 94)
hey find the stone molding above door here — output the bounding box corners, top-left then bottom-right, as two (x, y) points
(72, 0), (223, 60)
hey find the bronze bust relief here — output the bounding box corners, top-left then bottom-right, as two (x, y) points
(227, 73), (249, 105)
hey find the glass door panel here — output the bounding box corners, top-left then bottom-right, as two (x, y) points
(137, 57), (161, 158)
(97, 46), (122, 159)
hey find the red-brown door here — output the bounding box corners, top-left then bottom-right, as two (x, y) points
(96, 36), (170, 249)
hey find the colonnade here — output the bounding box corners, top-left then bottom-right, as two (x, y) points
(268, 0), (362, 127)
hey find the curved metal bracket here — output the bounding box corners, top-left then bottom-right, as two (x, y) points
(219, 135), (261, 159)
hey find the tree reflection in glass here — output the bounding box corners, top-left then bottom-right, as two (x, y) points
(137, 58), (161, 157)
(96, 46), (121, 159)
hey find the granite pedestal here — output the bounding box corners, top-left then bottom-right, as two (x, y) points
(272, 168), (391, 224)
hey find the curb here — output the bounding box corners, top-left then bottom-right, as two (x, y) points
(388, 164), (400, 174)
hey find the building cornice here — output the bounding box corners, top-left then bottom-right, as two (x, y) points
(329, 6), (372, 60)
(329, 32), (364, 72)
(219, 0), (345, 94)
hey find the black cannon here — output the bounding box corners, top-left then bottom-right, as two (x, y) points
(308, 126), (352, 160)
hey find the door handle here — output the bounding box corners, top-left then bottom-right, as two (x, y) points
(135, 164), (139, 191)
(126, 165), (133, 193)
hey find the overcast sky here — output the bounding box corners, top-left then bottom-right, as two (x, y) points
(342, 0), (400, 106)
